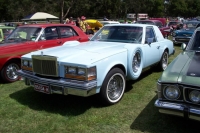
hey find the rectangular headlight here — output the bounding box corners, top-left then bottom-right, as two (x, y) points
(65, 66), (96, 81)
(21, 59), (32, 71)
(68, 67), (76, 74)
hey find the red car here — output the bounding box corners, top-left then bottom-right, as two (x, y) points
(0, 24), (89, 83)
(136, 20), (171, 38)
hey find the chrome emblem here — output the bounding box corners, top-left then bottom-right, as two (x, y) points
(190, 73), (196, 76)
(183, 34), (189, 36)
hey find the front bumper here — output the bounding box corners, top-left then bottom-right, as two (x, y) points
(172, 36), (191, 44)
(155, 99), (200, 121)
(17, 70), (98, 97)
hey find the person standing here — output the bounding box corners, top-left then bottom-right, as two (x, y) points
(80, 16), (88, 34)
(76, 17), (81, 28)
(67, 17), (76, 25)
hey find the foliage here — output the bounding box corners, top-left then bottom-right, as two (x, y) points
(1, 0), (200, 21)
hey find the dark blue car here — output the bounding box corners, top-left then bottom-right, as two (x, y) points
(172, 21), (200, 44)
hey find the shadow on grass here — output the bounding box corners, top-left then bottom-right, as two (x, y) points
(130, 96), (200, 133)
(126, 67), (158, 92)
(9, 68), (160, 117)
(9, 86), (104, 117)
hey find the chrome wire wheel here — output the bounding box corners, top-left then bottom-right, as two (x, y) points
(132, 52), (141, 73)
(107, 73), (125, 101)
(5, 63), (19, 81)
(161, 51), (168, 70)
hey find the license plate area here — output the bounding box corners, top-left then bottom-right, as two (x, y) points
(34, 83), (50, 94)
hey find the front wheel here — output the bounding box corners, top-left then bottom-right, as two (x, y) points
(99, 68), (126, 105)
(1, 61), (20, 83)
(158, 50), (169, 71)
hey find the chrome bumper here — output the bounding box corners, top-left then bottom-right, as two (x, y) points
(172, 37), (191, 44)
(17, 70), (98, 97)
(155, 100), (200, 121)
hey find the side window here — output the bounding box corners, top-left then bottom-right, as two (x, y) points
(40, 27), (58, 40)
(145, 27), (156, 43)
(59, 26), (77, 38)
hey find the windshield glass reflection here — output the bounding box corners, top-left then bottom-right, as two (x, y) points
(5, 27), (42, 43)
(90, 26), (143, 43)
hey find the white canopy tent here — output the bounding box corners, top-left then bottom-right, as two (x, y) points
(21, 12), (58, 20)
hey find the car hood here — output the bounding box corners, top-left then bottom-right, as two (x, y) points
(159, 51), (200, 86)
(24, 41), (128, 65)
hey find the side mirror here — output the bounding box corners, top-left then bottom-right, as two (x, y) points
(181, 43), (187, 50)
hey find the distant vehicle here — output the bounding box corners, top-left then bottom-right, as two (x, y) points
(0, 24), (89, 83)
(127, 13), (148, 20)
(136, 20), (171, 38)
(172, 21), (200, 44)
(0, 25), (15, 42)
(17, 24), (174, 105)
(99, 21), (120, 25)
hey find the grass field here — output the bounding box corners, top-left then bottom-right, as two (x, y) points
(1, 44), (200, 133)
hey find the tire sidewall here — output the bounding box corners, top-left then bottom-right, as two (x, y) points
(160, 50), (169, 71)
(128, 48), (143, 80)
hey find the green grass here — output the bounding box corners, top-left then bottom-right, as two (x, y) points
(1, 44), (200, 133)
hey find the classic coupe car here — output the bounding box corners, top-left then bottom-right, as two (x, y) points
(17, 24), (174, 105)
(0, 24), (89, 83)
(172, 21), (200, 44)
(155, 28), (200, 121)
(0, 25), (15, 42)
(136, 20), (171, 38)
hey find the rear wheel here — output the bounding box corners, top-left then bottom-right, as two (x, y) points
(158, 50), (169, 71)
(100, 68), (126, 105)
(1, 61), (20, 83)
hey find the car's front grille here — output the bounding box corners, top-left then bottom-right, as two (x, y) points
(175, 38), (190, 42)
(32, 55), (58, 77)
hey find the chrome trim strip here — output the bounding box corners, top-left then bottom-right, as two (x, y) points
(155, 99), (200, 121)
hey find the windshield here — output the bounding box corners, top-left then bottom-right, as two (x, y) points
(188, 31), (200, 51)
(136, 21), (154, 25)
(90, 26), (143, 43)
(185, 22), (199, 29)
(5, 27), (42, 43)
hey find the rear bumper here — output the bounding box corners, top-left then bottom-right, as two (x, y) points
(155, 99), (200, 121)
(17, 70), (98, 97)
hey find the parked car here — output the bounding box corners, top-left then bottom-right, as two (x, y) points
(136, 20), (171, 38)
(17, 24), (174, 105)
(172, 21), (200, 44)
(0, 24), (89, 83)
(100, 21), (120, 25)
(0, 25), (15, 42)
(155, 28), (200, 121)
(166, 21), (182, 34)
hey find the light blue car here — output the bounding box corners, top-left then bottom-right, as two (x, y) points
(17, 24), (175, 105)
